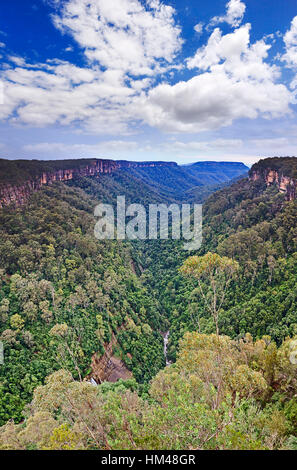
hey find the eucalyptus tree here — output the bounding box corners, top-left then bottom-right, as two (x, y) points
(180, 252), (239, 335)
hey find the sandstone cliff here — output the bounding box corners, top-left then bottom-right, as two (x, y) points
(0, 159), (177, 208)
(249, 159), (297, 201)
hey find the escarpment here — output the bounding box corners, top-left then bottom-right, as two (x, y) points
(0, 158), (177, 208)
(249, 157), (297, 201)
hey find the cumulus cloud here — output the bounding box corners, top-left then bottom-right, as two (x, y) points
(282, 16), (297, 90)
(0, 0), (182, 133)
(0, 58), (140, 133)
(0, 0), (295, 140)
(194, 22), (204, 35)
(52, 0), (182, 76)
(138, 24), (291, 133)
(283, 16), (297, 66)
(209, 0), (246, 29)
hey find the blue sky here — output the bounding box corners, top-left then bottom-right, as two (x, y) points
(0, 0), (297, 165)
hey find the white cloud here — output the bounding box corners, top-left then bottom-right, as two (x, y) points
(187, 25), (251, 71)
(0, 0), (295, 141)
(0, 60), (137, 133)
(8, 56), (27, 66)
(162, 139), (243, 153)
(138, 24), (291, 133)
(282, 16), (297, 90)
(22, 140), (139, 157)
(209, 0), (246, 29)
(0, 0), (183, 133)
(52, 0), (182, 76)
(283, 16), (297, 66)
(194, 22), (204, 35)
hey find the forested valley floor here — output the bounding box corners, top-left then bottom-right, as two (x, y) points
(0, 158), (297, 450)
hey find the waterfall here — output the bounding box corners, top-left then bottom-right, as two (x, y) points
(163, 331), (171, 366)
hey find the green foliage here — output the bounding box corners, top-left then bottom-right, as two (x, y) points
(136, 175), (297, 362)
(1, 332), (295, 450)
(0, 182), (165, 425)
(0, 156), (296, 450)
(180, 253), (239, 335)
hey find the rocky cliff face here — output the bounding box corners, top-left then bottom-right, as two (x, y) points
(249, 167), (297, 201)
(0, 159), (177, 208)
(89, 331), (133, 384)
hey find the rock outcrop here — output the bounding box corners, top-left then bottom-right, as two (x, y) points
(0, 159), (177, 208)
(249, 166), (297, 201)
(89, 332), (133, 384)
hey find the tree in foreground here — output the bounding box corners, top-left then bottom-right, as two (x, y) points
(1, 332), (296, 450)
(180, 252), (239, 335)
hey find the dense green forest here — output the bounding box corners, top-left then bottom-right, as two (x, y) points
(118, 161), (248, 201)
(0, 182), (167, 425)
(141, 178), (297, 360)
(1, 333), (296, 450)
(0, 156), (296, 450)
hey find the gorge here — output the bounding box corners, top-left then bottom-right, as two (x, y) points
(0, 156), (297, 450)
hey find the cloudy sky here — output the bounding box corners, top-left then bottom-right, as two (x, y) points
(0, 0), (297, 165)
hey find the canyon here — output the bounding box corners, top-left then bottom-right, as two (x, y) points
(0, 159), (177, 208)
(1, 157), (296, 210)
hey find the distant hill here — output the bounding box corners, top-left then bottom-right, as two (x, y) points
(0, 157), (249, 207)
(183, 161), (249, 184)
(116, 160), (249, 201)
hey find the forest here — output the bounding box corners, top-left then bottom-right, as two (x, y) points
(0, 156), (296, 450)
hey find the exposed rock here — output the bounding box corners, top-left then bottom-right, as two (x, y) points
(249, 168), (297, 201)
(0, 159), (177, 208)
(89, 332), (132, 384)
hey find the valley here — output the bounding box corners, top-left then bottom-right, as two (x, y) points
(1, 0), (297, 454)
(0, 156), (296, 450)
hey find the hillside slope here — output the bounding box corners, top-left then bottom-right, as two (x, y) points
(137, 158), (297, 361)
(0, 182), (166, 425)
(0, 156), (295, 433)
(0, 158), (249, 207)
